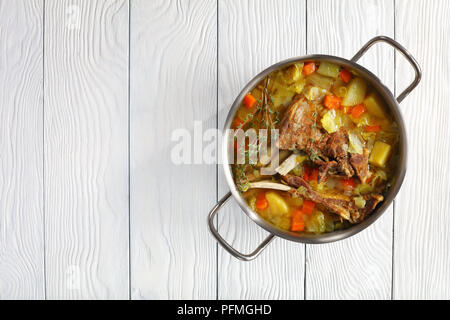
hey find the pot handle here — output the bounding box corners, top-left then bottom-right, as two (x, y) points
(208, 192), (275, 261)
(351, 35), (422, 103)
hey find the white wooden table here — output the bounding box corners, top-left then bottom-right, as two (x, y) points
(0, 0), (449, 300)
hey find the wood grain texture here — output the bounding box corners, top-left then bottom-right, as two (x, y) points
(44, 0), (129, 299)
(129, 0), (217, 299)
(218, 0), (306, 299)
(394, 0), (450, 299)
(0, 0), (44, 299)
(305, 0), (394, 299)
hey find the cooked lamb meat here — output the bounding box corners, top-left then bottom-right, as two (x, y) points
(350, 148), (371, 183)
(277, 96), (323, 151)
(283, 174), (383, 223)
(316, 160), (338, 183)
(277, 97), (354, 178)
(323, 130), (354, 177)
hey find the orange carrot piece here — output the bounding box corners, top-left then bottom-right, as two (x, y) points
(233, 117), (244, 129)
(339, 69), (352, 83)
(351, 104), (367, 118)
(341, 178), (356, 189)
(302, 62), (317, 75)
(291, 209), (304, 231)
(302, 200), (316, 215)
(291, 220), (305, 232)
(365, 124), (381, 132)
(324, 95), (342, 110)
(243, 93), (257, 109)
(255, 192), (268, 210)
(309, 168), (319, 182)
(341, 105), (352, 114)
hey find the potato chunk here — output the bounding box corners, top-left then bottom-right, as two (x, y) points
(364, 92), (387, 118)
(369, 141), (392, 167)
(317, 62), (340, 78)
(265, 192), (289, 215)
(342, 77), (367, 106)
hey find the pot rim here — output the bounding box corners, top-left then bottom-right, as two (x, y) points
(221, 54), (408, 244)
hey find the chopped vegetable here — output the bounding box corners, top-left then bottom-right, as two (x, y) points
(341, 178), (356, 189)
(265, 192), (289, 215)
(342, 77), (367, 106)
(303, 166), (319, 182)
(255, 192), (268, 210)
(364, 92), (387, 118)
(317, 61), (341, 78)
(302, 200), (316, 215)
(353, 183), (374, 195)
(302, 62), (317, 75)
(303, 86), (327, 101)
(354, 196), (366, 209)
(332, 79), (348, 98)
(243, 93), (257, 109)
(341, 105), (352, 114)
(233, 117), (244, 129)
(369, 141), (392, 167)
(365, 124), (381, 132)
(291, 209), (305, 231)
(288, 79), (307, 94)
(270, 79), (297, 107)
(282, 64), (303, 83)
(351, 104), (367, 118)
(339, 69), (352, 83)
(321, 109), (340, 133)
(248, 196), (257, 211)
(370, 169), (388, 186)
(348, 131), (364, 154)
(305, 211), (326, 234)
(324, 95), (342, 110)
(306, 73), (334, 91)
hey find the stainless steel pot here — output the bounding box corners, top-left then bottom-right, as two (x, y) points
(208, 36), (421, 261)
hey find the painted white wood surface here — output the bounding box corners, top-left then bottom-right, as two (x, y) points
(129, 0), (217, 299)
(218, 0), (306, 299)
(0, 0), (449, 300)
(305, 0), (394, 299)
(394, 0), (450, 299)
(0, 0), (44, 299)
(44, 0), (129, 299)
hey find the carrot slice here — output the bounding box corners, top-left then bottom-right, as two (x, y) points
(302, 200), (316, 215)
(302, 62), (317, 75)
(339, 69), (352, 83)
(291, 209), (304, 231)
(233, 117), (244, 129)
(255, 192), (268, 210)
(303, 166), (319, 183)
(341, 105), (352, 114)
(309, 168), (319, 182)
(351, 104), (367, 118)
(365, 124), (381, 132)
(243, 93), (257, 109)
(341, 178), (356, 189)
(324, 95), (342, 110)
(291, 220), (305, 232)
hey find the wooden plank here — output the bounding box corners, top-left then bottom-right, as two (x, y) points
(305, 0), (394, 299)
(129, 0), (217, 299)
(0, 0), (44, 299)
(394, 0), (450, 299)
(217, 0), (306, 299)
(44, 0), (129, 299)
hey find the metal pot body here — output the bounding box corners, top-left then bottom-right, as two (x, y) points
(208, 36), (421, 261)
